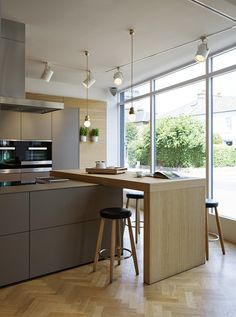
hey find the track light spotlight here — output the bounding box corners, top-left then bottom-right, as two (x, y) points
(82, 70), (96, 88)
(109, 87), (118, 96)
(195, 36), (210, 62)
(113, 67), (123, 86)
(41, 62), (54, 82)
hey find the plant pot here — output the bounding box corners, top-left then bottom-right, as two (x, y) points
(80, 135), (87, 142)
(92, 136), (98, 142)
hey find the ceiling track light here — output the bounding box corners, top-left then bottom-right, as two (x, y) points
(41, 62), (54, 82)
(83, 50), (91, 128)
(128, 28), (136, 122)
(194, 36), (210, 62)
(113, 67), (123, 85)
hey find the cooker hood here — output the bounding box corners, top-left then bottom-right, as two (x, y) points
(0, 19), (64, 113)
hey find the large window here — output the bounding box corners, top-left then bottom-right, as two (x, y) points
(155, 81), (206, 178)
(120, 46), (236, 221)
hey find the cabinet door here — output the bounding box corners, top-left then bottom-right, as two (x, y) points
(52, 107), (79, 169)
(21, 112), (52, 140)
(0, 110), (21, 139)
(0, 232), (29, 286)
(30, 220), (110, 278)
(30, 186), (123, 230)
(0, 192), (29, 236)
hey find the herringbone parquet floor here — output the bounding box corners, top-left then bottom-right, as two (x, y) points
(1, 227), (236, 317)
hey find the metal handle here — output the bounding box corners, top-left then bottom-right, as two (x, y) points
(0, 147), (16, 150)
(28, 147), (47, 150)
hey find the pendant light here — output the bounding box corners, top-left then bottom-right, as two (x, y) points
(83, 50), (91, 128)
(113, 67), (123, 85)
(128, 29), (136, 122)
(194, 36), (210, 62)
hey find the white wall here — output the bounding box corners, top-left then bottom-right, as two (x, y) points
(26, 78), (119, 166)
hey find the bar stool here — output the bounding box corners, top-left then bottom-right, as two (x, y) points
(93, 207), (139, 283)
(205, 199), (225, 261)
(126, 192), (144, 243)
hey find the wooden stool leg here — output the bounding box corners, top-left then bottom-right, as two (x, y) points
(135, 199), (139, 243)
(126, 197), (130, 208)
(127, 217), (139, 275)
(214, 207), (225, 255)
(110, 220), (116, 283)
(93, 218), (105, 272)
(205, 208), (209, 261)
(117, 220), (122, 265)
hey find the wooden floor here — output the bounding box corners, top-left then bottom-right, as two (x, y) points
(1, 224), (236, 317)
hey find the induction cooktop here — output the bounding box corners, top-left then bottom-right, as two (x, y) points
(0, 180), (36, 187)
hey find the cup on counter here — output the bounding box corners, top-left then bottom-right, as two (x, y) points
(95, 160), (106, 169)
(136, 170), (144, 178)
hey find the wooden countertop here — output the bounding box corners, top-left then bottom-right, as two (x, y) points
(51, 169), (205, 192)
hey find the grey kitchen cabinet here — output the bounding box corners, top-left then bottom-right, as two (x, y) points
(0, 192), (29, 286)
(52, 107), (79, 170)
(0, 110), (21, 139)
(0, 192), (29, 236)
(30, 185), (122, 277)
(0, 233), (29, 286)
(30, 185), (122, 230)
(21, 112), (52, 140)
(30, 221), (103, 277)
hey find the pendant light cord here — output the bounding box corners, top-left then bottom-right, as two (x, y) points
(85, 51), (89, 116)
(130, 29), (134, 108)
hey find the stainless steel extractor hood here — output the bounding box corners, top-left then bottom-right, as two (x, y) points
(0, 19), (64, 113)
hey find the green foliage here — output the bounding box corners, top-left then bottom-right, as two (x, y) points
(125, 122), (138, 143)
(91, 128), (99, 136)
(213, 133), (222, 144)
(80, 127), (88, 136)
(213, 145), (236, 167)
(155, 116), (205, 167)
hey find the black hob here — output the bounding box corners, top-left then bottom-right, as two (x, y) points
(0, 181), (36, 187)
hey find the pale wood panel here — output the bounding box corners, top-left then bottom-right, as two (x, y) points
(26, 93), (107, 169)
(21, 112), (52, 140)
(0, 110), (21, 139)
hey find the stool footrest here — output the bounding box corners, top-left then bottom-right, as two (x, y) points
(208, 232), (219, 242)
(99, 247), (132, 260)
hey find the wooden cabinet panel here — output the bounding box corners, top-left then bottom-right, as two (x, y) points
(0, 110), (21, 139)
(0, 192), (29, 236)
(52, 107), (79, 169)
(30, 186), (122, 230)
(21, 112), (52, 140)
(0, 232), (29, 286)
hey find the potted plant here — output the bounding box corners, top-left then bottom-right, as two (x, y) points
(91, 128), (99, 142)
(80, 127), (88, 142)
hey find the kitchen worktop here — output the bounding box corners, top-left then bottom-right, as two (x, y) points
(0, 179), (97, 195)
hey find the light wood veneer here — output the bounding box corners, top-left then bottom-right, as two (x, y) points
(51, 169), (206, 284)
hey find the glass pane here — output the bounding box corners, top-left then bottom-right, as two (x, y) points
(155, 81), (206, 179)
(124, 82), (150, 101)
(124, 97), (150, 172)
(155, 63), (205, 90)
(212, 48), (236, 72)
(212, 71), (236, 219)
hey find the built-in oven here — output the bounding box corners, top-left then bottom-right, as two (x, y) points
(0, 140), (52, 174)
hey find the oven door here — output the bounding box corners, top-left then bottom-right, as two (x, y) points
(21, 141), (52, 172)
(0, 140), (21, 173)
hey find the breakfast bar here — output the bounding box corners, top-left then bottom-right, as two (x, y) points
(51, 169), (206, 284)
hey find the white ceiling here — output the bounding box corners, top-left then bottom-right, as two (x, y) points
(2, 0), (236, 90)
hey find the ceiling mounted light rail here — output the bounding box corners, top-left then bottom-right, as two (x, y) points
(194, 36), (210, 62)
(128, 28), (136, 122)
(83, 50), (91, 128)
(41, 62), (54, 82)
(113, 67), (123, 85)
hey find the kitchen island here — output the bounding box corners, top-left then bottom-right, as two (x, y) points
(0, 180), (122, 287)
(51, 169), (206, 284)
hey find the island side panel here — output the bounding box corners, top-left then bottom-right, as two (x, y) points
(146, 184), (205, 284)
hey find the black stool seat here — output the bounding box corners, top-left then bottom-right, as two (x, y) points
(126, 193), (144, 200)
(100, 207), (132, 219)
(206, 199), (219, 208)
